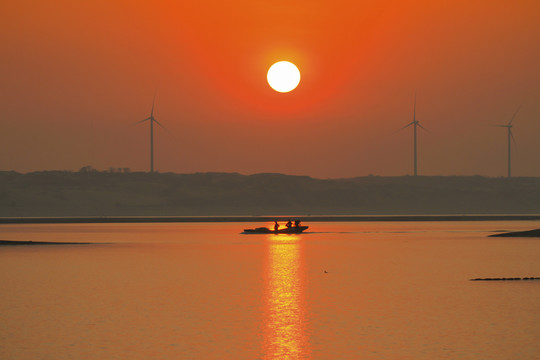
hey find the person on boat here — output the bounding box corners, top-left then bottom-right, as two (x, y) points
(286, 220), (292, 228)
(274, 221), (279, 232)
(294, 220), (301, 228)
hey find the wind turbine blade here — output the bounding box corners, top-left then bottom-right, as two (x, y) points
(413, 90), (417, 122)
(151, 95), (156, 118)
(130, 118), (150, 127)
(510, 129), (517, 146)
(154, 119), (178, 140)
(492, 124), (508, 128)
(508, 105), (521, 125)
(154, 119), (168, 132)
(393, 121), (415, 134)
(417, 122), (429, 133)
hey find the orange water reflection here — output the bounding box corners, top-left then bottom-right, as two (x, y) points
(262, 234), (310, 360)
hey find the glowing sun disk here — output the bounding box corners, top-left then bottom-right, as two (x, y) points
(267, 61), (301, 93)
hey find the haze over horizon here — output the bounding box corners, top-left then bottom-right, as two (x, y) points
(2, 1), (539, 178)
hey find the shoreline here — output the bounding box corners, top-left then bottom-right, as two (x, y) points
(489, 228), (540, 237)
(0, 240), (93, 245)
(1, 214), (540, 224)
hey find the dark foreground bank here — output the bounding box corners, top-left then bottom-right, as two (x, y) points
(489, 228), (540, 237)
(470, 277), (540, 281)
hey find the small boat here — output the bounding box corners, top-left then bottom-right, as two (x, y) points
(242, 226), (309, 234)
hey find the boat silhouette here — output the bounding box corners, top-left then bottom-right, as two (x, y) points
(242, 225), (309, 234)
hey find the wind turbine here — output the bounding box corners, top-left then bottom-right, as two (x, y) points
(495, 106), (520, 178)
(397, 92), (428, 176)
(133, 96), (166, 173)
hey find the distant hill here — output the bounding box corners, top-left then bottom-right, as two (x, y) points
(1, 171), (540, 217)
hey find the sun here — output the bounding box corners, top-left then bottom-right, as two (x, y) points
(267, 61), (301, 93)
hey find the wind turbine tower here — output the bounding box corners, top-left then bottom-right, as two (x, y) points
(398, 92), (427, 176)
(133, 96), (165, 173)
(495, 106), (520, 178)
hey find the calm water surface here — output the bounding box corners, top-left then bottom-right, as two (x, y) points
(1, 221), (540, 359)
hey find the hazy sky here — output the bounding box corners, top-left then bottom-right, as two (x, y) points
(1, 0), (539, 178)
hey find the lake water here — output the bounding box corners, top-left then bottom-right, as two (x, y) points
(1, 221), (540, 359)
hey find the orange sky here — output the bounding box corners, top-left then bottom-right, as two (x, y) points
(1, 0), (539, 177)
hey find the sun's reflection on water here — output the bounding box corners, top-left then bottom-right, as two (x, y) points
(263, 234), (309, 360)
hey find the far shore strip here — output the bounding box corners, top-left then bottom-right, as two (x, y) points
(2, 214), (540, 224)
